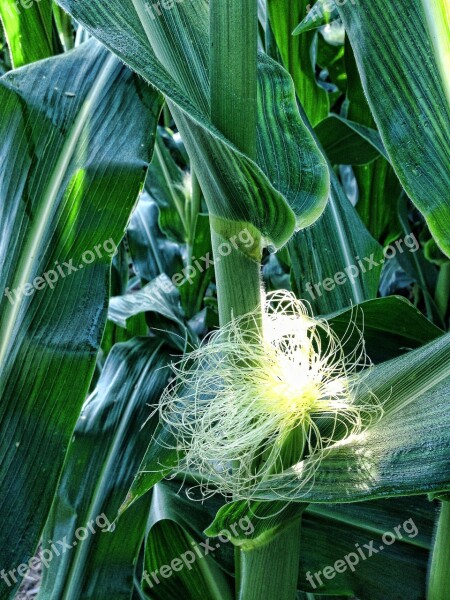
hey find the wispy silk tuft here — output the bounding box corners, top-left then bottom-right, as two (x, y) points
(158, 291), (382, 500)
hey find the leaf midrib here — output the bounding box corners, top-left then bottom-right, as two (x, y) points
(0, 52), (119, 370)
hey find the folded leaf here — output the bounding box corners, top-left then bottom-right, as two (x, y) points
(56, 0), (330, 248)
(143, 480), (233, 600)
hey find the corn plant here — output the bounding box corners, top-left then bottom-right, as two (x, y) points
(0, 1), (449, 599)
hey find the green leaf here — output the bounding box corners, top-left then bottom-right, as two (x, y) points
(268, 0), (329, 125)
(317, 35), (347, 94)
(108, 274), (196, 352)
(327, 296), (443, 363)
(120, 426), (179, 518)
(127, 193), (183, 284)
(108, 276), (181, 330)
(147, 132), (187, 244)
(253, 334), (450, 501)
(0, 40), (162, 593)
(56, 0), (330, 248)
(336, 0), (450, 257)
(289, 165), (383, 313)
(206, 501), (306, 551)
(206, 494), (436, 598)
(177, 214), (214, 319)
(300, 496), (436, 599)
(396, 194), (442, 325)
(315, 114), (388, 165)
(0, 0), (60, 67)
(292, 0), (339, 35)
(421, 0), (450, 105)
(353, 157), (403, 245)
(144, 520), (233, 600)
(101, 314), (148, 360)
(37, 338), (172, 600)
(344, 39), (402, 245)
(143, 480), (233, 600)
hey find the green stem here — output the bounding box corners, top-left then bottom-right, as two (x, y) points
(209, 2), (299, 600)
(211, 226), (262, 326)
(209, 0), (261, 328)
(435, 262), (450, 321)
(238, 520), (302, 600)
(210, 0), (257, 159)
(428, 500), (450, 600)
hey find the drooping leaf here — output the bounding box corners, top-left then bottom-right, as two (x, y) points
(108, 274), (195, 352)
(0, 40), (162, 594)
(142, 480), (233, 600)
(37, 338), (172, 600)
(109, 275), (184, 332)
(337, 0), (450, 257)
(56, 0), (330, 249)
(127, 192), (183, 285)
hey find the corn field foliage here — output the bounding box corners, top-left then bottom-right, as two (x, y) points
(0, 0), (449, 599)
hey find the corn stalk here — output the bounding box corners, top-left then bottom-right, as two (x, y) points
(209, 2), (301, 598)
